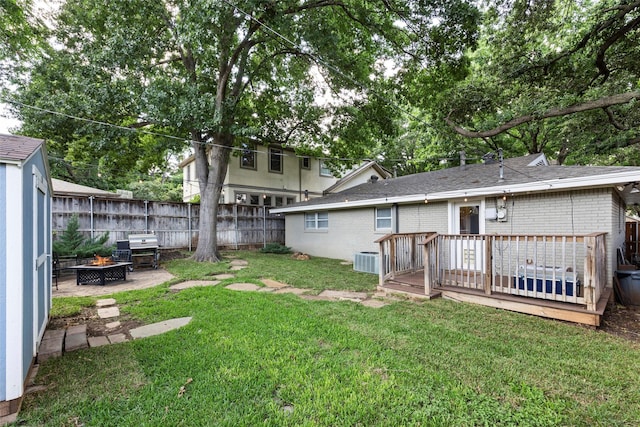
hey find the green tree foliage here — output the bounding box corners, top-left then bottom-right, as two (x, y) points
(126, 173), (183, 202)
(9, 0), (480, 261)
(53, 214), (113, 258)
(440, 0), (640, 164)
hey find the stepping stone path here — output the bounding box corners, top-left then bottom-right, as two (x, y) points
(37, 297), (192, 362)
(221, 261), (390, 308)
(37, 258), (393, 364)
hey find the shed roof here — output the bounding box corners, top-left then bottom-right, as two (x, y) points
(0, 134), (45, 163)
(272, 153), (640, 213)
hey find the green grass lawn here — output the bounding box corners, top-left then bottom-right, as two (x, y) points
(16, 251), (640, 426)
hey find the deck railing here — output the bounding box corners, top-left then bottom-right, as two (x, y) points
(380, 232), (608, 311)
(375, 232), (435, 286)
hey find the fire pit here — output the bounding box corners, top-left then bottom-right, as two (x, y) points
(68, 256), (133, 286)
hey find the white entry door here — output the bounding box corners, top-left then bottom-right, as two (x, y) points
(450, 201), (485, 272)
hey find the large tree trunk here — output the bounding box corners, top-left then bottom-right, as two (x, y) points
(192, 141), (231, 262)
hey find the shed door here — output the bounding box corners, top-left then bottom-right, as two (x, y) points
(32, 166), (49, 350)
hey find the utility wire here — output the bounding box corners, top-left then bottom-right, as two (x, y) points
(220, 0), (430, 127)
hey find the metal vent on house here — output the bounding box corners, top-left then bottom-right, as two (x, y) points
(354, 252), (379, 274)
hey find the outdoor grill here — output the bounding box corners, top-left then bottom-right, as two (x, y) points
(127, 233), (160, 270)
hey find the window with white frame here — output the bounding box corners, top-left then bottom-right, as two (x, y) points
(305, 212), (328, 230)
(319, 161), (332, 177)
(376, 207), (393, 231)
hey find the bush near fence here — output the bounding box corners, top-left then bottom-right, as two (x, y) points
(52, 196), (285, 250)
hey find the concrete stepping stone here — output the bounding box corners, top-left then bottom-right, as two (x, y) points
(108, 334), (127, 344)
(65, 325), (88, 352)
(229, 265), (247, 271)
(299, 294), (335, 301)
(88, 336), (110, 347)
(170, 280), (220, 290)
(257, 287), (275, 292)
(273, 287), (308, 295)
(230, 259), (248, 266)
(96, 298), (116, 307)
(225, 283), (261, 291)
(360, 299), (389, 308)
(97, 306), (120, 319)
(130, 317), (192, 340)
(106, 321), (121, 329)
(318, 290), (369, 301)
(212, 273), (235, 280)
(261, 279), (288, 289)
(38, 330), (65, 362)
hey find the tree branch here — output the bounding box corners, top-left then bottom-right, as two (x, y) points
(604, 107), (630, 131)
(446, 91), (640, 138)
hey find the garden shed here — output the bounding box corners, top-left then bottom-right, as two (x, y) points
(0, 134), (52, 422)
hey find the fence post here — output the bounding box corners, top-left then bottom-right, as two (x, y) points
(584, 235), (596, 311)
(187, 202), (192, 251)
(424, 239), (432, 296)
(144, 200), (149, 233)
(484, 235), (492, 295)
(89, 196), (94, 239)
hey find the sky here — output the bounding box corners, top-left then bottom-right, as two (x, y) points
(0, 104), (20, 134)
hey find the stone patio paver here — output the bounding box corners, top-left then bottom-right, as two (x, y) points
(54, 268), (175, 297)
(130, 317), (192, 340)
(225, 282), (261, 291)
(65, 331), (88, 352)
(108, 334), (127, 344)
(170, 280), (220, 290)
(106, 321), (121, 329)
(273, 287), (308, 295)
(88, 336), (110, 347)
(212, 273), (235, 280)
(97, 306), (120, 319)
(318, 290), (369, 301)
(38, 331), (65, 362)
(261, 279), (288, 289)
(96, 298), (116, 307)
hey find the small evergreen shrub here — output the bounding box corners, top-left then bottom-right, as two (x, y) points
(53, 214), (114, 257)
(259, 243), (292, 254)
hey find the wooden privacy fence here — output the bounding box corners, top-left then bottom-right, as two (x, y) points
(52, 196), (285, 250)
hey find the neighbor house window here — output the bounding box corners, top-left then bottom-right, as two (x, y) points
(249, 194), (260, 205)
(269, 147), (283, 173)
(305, 212), (328, 230)
(376, 207), (393, 231)
(319, 161), (332, 177)
(301, 157), (311, 169)
(240, 142), (256, 169)
(263, 195), (272, 206)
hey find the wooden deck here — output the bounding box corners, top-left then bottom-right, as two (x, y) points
(380, 270), (611, 326)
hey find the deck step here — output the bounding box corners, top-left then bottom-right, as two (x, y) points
(381, 281), (441, 300)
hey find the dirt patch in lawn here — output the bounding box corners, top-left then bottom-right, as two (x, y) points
(599, 304), (640, 343)
(48, 306), (145, 340)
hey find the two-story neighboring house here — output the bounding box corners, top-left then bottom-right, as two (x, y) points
(179, 143), (390, 206)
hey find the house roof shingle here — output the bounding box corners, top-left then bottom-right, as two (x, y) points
(274, 154), (640, 212)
